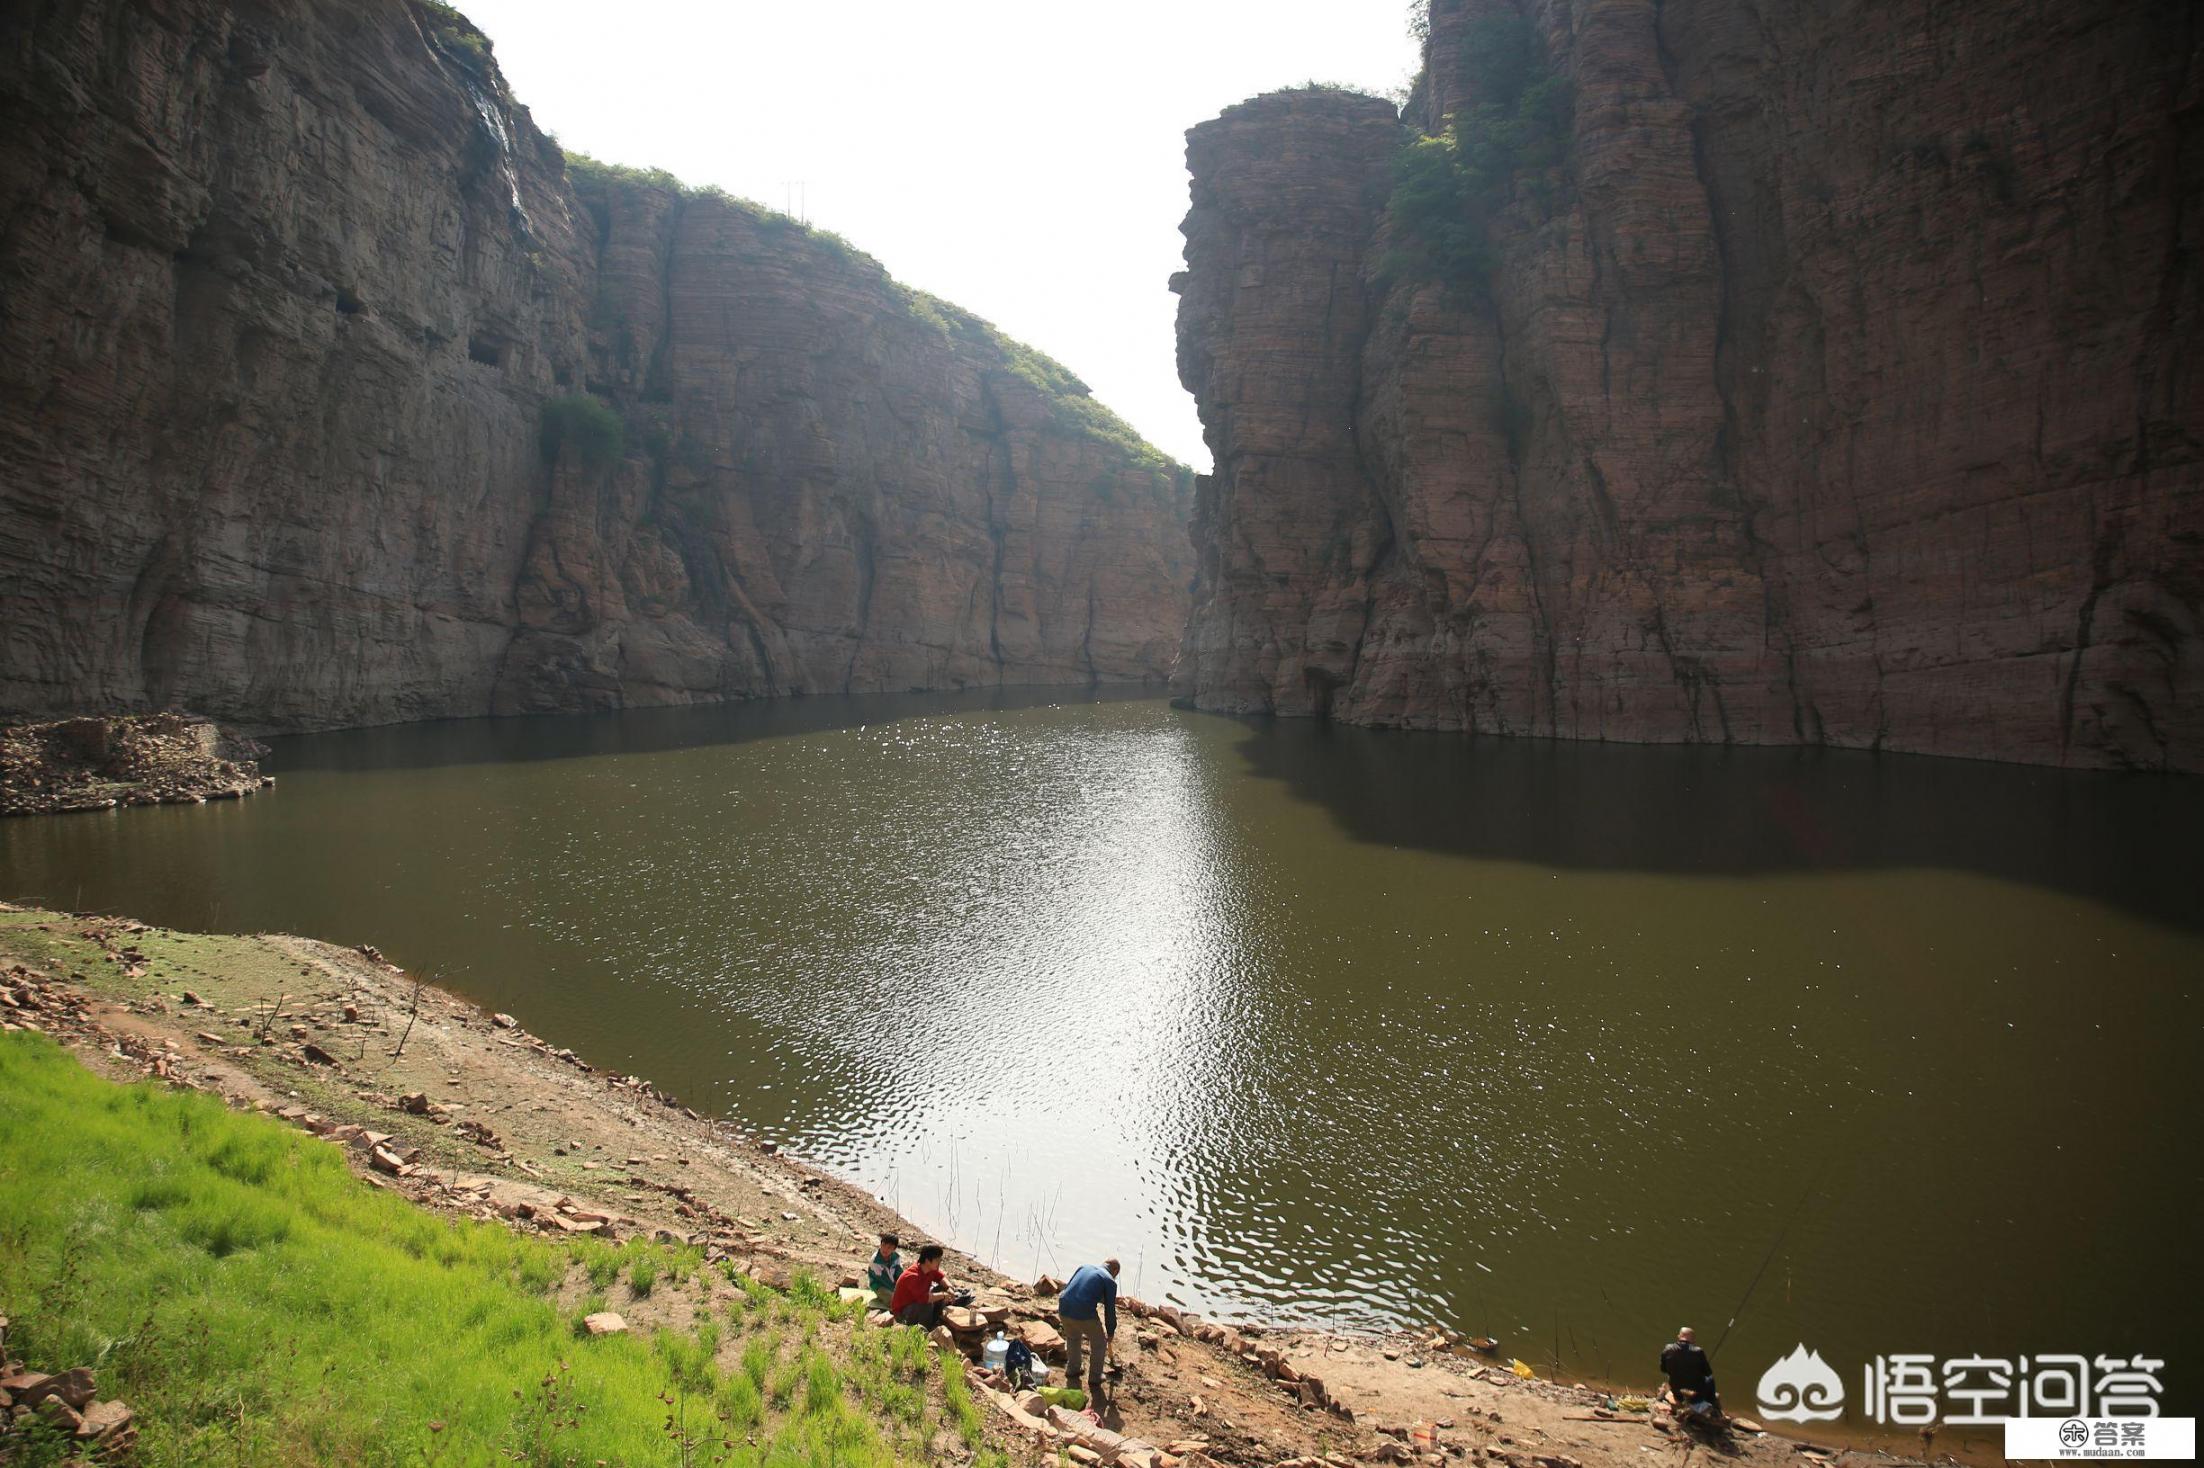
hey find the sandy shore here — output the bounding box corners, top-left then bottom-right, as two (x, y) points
(0, 902), (1982, 1468)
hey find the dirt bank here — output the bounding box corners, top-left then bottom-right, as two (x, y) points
(0, 903), (1972, 1468)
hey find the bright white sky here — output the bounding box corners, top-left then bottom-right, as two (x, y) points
(460, 1), (1420, 470)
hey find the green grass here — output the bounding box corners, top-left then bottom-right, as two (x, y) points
(0, 1031), (937, 1466)
(625, 1244), (659, 1297)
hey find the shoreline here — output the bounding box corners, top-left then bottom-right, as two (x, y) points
(0, 900), (1971, 1467)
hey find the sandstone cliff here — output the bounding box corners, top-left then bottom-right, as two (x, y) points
(0, 0), (1191, 732)
(1175, 1), (2201, 771)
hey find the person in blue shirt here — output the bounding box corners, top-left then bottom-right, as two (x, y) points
(1056, 1258), (1120, 1406)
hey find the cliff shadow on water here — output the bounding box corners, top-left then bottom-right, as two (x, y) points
(1218, 715), (2204, 935)
(263, 686), (1169, 775)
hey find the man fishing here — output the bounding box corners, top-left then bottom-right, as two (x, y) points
(1661, 1326), (1723, 1421)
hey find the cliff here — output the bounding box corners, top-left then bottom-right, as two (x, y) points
(1174, 1), (2201, 771)
(0, 0), (1192, 732)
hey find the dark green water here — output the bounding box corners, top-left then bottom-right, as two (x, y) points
(4, 692), (2198, 1414)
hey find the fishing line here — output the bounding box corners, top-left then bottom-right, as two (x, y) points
(1710, 1166), (1821, 1361)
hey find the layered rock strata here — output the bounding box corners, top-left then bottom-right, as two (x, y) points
(0, 0), (1191, 731)
(1175, 1), (2201, 770)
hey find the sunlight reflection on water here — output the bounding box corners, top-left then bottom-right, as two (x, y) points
(3, 692), (2197, 1400)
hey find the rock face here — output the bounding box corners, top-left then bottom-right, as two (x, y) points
(1175, 1), (2201, 770)
(0, 0), (1191, 732)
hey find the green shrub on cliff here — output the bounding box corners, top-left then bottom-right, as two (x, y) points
(419, 0), (495, 71)
(888, 287), (1184, 479)
(562, 151), (883, 274)
(1384, 12), (1573, 293)
(539, 392), (626, 474)
(562, 150), (689, 196)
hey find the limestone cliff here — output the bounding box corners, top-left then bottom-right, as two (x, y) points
(1175, 0), (2201, 771)
(0, 0), (1191, 732)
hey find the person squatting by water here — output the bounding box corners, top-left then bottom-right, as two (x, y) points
(867, 1232), (902, 1307)
(1660, 1326), (1723, 1421)
(1058, 1258), (1121, 1409)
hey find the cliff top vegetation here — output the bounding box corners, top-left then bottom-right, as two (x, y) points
(1383, 10), (1574, 292)
(560, 150), (1188, 482)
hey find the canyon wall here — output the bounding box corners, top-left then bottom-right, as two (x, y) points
(1175, 0), (2201, 770)
(0, 0), (1191, 732)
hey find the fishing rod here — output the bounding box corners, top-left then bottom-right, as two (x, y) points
(1709, 1169), (1820, 1361)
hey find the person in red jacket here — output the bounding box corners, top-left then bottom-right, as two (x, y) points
(890, 1242), (952, 1327)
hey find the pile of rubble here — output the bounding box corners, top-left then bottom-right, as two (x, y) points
(1120, 1299), (1356, 1420)
(0, 1337), (138, 1459)
(1, 967), (91, 1036)
(1, 713), (270, 816)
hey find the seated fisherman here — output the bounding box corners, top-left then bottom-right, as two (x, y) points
(890, 1242), (954, 1328)
(1660, 1326), (1722, 1418)
(866, 1232), (903, 1306)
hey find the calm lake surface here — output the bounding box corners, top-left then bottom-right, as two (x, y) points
(5, 692), (2200, 1409)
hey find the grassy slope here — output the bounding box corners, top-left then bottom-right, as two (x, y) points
(0, 1030), (991, 1466)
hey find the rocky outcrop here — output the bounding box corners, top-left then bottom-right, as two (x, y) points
(1175, 2), (2201, 770)
(1, 712), (268, 816)
(0, 0), (1190, 733)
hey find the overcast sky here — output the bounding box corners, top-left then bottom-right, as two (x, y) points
(459, 1), (1421, 470)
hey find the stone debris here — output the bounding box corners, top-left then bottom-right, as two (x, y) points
(0, 1357), (137, 1456)
(581, 1312), (628, 1336)
(1, 713), (269, 817)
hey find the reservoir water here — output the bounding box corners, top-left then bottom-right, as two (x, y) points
(4, 692), (2198, 1412)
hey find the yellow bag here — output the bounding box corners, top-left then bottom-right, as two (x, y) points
(1508, 1359), (1536, 1379)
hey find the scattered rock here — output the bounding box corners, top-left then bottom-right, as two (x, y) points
(1016, 1319), (1066, 1358)
(75, 1398), (135, 1444)
(582, 1312), (628, 1336)
(36, 1396), (85, 1435)
(16, 1367), (94, 1410)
